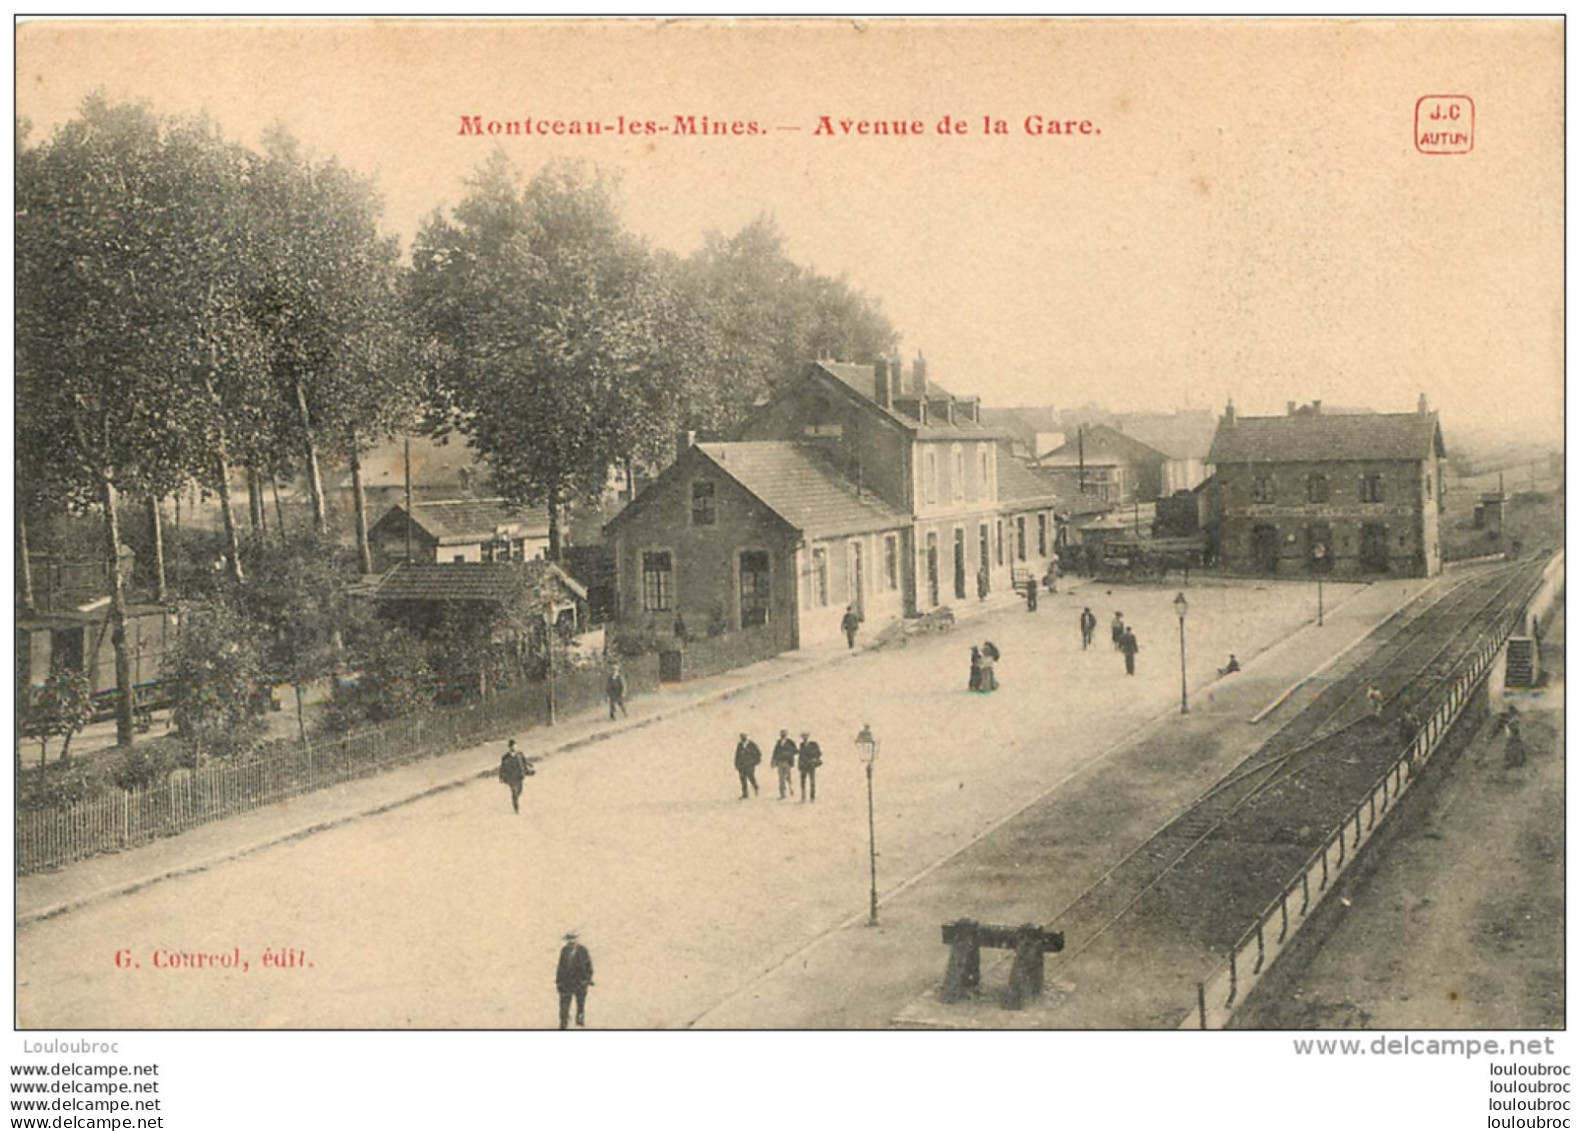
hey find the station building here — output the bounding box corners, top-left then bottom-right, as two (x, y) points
(1205, 396), (1447, 579)
(604, 359), (1065, 658)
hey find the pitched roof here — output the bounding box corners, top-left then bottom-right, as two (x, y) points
(997, 454), (1063, 508)
(372, 560), (586, 604)
(392, 499), (551, 543)
(1208, 412), (1446, 464)
(1041, 424), (1169, 466)
(806, 361), (1008, 440)
(1117, 412), (1218, 461)
(693, 442), (909, 540)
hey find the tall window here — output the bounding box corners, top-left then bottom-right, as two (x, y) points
(1306, 474), (1329, 503)
(995, 520), (1004, 566)
(691, 481), (716, 525)
(811, 547), (829, 607)
(739, 551), (770, 628)
(1361, 473), (1385, 503)
(883, 534), (899, 591)
(977, 446), (990, 502)
(952, 445), (965, 502)
(923, 449), (938, 505)
(641, 551), (673, 612)
(1016, 516), (1027, 561)
(1251, 475), (1275, 503)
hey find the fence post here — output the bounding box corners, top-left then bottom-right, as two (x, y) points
(1336, 825), (1345, 869)
(1252, 922), (1265, 974)
(1300, 869), (1311, 915)
(1198, 981), (1208, 1029)
(1278, 888), (1289, 943)
(1226, 950), (1238, 1007)
(1320, 843), (1330, 889)
(1368, 792), (1377, 830)
(1352, 809), (1361, 847)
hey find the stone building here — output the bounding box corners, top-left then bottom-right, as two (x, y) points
(605, 359), (1069, 662)
(1205, 396), (1447, 578)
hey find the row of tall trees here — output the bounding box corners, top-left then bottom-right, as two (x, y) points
(17, 95), (899, 749)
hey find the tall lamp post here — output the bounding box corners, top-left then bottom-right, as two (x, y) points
(1313, 543), (1327, 627)
(856, 724), (879, 926)
(1173, 592), (1189, 716)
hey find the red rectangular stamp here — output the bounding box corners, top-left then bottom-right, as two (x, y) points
(1415, 95), (1474, 155)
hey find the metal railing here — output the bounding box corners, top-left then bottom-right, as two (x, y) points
(1187, 553), (1558, 1029)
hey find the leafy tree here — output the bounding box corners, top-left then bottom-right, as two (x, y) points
(242, 129), (417, 561)
(167, 595), (266, 761)
(19, 663), (94, 766)
(679, 215), (899, 430)
(412, 157), (682, 559)
(16, 96), (262, 744)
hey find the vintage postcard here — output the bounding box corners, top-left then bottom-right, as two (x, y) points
(10, 14), (1566, 1122)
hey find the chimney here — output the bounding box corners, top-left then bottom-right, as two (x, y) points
(1223, 397), (1236, 426)
(1418, 392), (1429, 417)
(1287, 401), (1297, 417)
(676, 429), (696, 461)
(874, 359), (893, 409)
(913, 351), (928, 397)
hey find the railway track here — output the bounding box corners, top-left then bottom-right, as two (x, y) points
(1042, 557), (1549, 972)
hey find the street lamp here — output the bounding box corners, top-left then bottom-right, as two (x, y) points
(856, 724), (879, 926)
(1312, 543), (1327, 627)
(1173, 592), (1189, 716)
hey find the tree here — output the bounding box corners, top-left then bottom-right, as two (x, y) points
(16, 97), (263, 744)
(20, 663), (94, 766)
(678, 215), (900, 430)
(167, 595), (266, 761)
(242, 129), (417, 559)
(411, 158), (683, 560)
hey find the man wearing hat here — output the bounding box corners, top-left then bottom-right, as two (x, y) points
(556, 931), (594, 1029)
(770, 729), (798, 800)
(734, 733), (762, 799)
(797, 731), (823, 802)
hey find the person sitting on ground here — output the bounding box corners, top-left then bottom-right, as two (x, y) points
(1218, 654), (1240, 676)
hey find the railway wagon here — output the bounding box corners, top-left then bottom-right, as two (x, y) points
(1098, 535), (1206, 583)
(16, 604), (178, 719)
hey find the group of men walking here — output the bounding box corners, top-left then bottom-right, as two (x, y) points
(736, 730), (823, 800)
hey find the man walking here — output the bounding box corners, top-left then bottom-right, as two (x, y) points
(797, 731), (823, 802)
(1111, 611), (1126, 651)
(606, 663), (627, 720)
(555, 931), (594, 1029)
(771, 729), (798, 799)
(1120, 627), (1140, 676)
(497, 739), (533, 814)
(841, 606), (861, 649)
(1080, 607), (1098, 650)
(734, 733), (762, 799)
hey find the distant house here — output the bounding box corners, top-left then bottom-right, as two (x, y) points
(979, 406), (1061, 462)
(1205, 396), (1447, 578)
(371, 560), (586, 632)
(1036, 424), (1170, 504)
(1117, 410), (1218, 495)
(367, 499), (551, 569)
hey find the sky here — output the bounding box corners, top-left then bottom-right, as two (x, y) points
(14, 18), (1565, 445)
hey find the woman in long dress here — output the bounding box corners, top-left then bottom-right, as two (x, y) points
(969, 645), (983, 692)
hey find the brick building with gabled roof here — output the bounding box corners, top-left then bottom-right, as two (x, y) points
(606, 358), (1077, 662)
(1205, 395), (1447, 578)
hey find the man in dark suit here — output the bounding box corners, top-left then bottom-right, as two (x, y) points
(498, 739), (532, 814)
(734, 733), (762, 799)
(556, 931), (594, 1029)
(798, 732), (823, 802)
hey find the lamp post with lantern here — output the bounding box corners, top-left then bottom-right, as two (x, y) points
(1173, 592), (1189, 716)
(856, 724), (879, 926)
(1312, 542), (1327, 626)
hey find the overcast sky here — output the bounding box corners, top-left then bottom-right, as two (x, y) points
(16, 18), (1564, 443)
